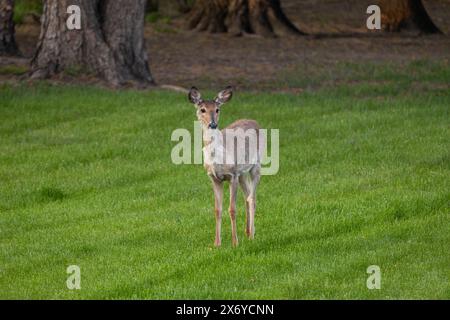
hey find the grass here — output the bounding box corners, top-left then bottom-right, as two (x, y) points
(276, 59), (450, 91)
(0, 63), (449, 299)
(145, 12), (171, 25)
(0, 65), (28, 76)
(13, 0), (42, 25)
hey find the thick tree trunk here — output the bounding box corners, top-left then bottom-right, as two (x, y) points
(31, 0), (154, 86)
(188, 0), (304, 37)
(379, 0), (441, 33)
(0, 0), (19, 55)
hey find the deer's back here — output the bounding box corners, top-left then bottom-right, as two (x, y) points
(224, 119), (260, 132)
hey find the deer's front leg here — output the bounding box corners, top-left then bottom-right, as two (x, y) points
(229, 176), (239, 247)
(211, 178), (223, 247)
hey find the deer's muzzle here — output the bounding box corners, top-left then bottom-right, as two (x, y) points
(208, 111), (218, 129)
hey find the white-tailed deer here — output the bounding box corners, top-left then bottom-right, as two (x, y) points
(188, 86), (264, 247)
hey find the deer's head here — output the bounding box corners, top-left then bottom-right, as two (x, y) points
(188, 86), (233, 130)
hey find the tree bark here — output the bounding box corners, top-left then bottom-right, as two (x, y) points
(188, 0), (304, 37)
(379, 0), (441, 33)
(0, 0), (19, 56)
(31, 0), (154, 86)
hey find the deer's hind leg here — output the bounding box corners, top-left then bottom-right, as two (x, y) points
(239, 174), (252, 238)
(229, 175), (239, 247)
(248, 166), (261, 239)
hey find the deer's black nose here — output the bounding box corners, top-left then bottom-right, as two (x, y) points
(208, 122), (218, 129)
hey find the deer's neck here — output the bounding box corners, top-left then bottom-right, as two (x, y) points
(202, 127), (225, 170)
(202, 127), (223, 148)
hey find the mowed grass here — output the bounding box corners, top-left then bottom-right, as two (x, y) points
(0, 66), (449, 299)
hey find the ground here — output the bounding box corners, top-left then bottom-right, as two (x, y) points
(1, 0), (450, 90)
(0, 1), (449, 299)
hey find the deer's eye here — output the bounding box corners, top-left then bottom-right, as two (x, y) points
(216, 109), (220, 113)
(200, 108), (206, 113)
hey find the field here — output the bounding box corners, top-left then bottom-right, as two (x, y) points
(0, 61), (449, 299)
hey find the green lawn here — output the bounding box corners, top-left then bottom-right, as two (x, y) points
(0, 68), (449, 299)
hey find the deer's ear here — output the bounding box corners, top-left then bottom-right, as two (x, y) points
(215, 86), (233, 105)
(188, 87), (202, 105)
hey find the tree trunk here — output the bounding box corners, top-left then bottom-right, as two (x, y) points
(379, 0), (441, 33)
(0, 0), (19, 56)
(188, 0), (304, 37)
(31, 0), (154, 86)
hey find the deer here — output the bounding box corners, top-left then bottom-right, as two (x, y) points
(188, 86), (264, 247)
